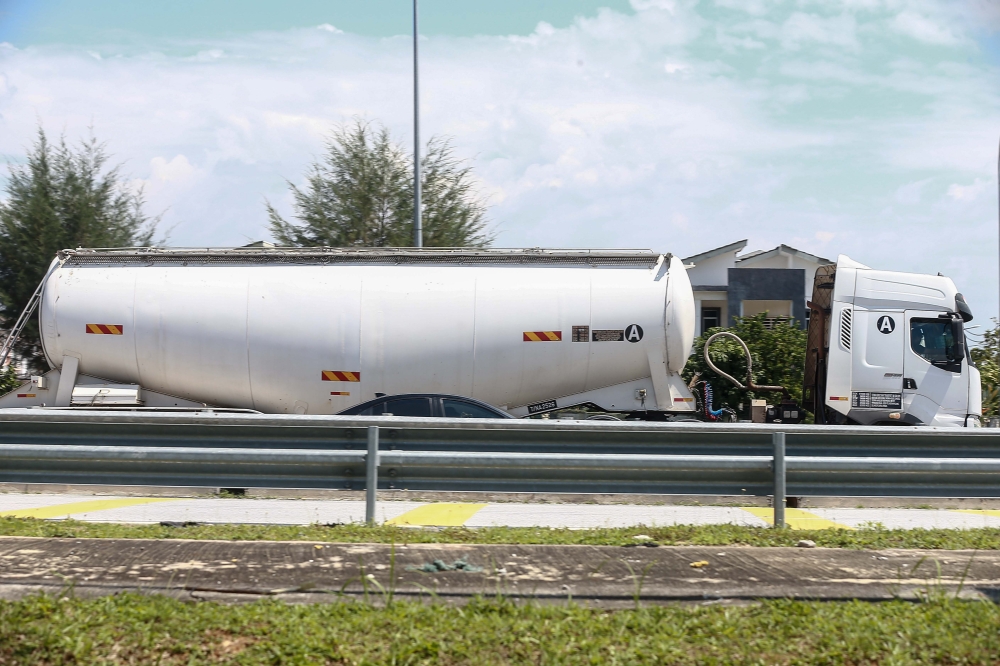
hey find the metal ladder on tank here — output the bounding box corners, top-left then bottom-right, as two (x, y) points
(0, 259), (66, 368)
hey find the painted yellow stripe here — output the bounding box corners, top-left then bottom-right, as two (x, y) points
(0, 497), (178, 519)
(386, 503), (488, 527)
(955, 510), (1000, 518)
(742, 507), (854, 531)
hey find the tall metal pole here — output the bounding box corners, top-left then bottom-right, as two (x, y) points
(412, 0), (422, 248)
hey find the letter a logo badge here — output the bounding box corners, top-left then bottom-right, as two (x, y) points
(625, 324), (644, 343)
(876, 315), (895, 334)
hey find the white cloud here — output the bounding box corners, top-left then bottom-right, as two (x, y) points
(780, 12), (859, 51)
(149, 155), (195, 183)
(890, 11), (963, 46)
(947, 178), (990, 202)
(712, 0), (777, 17)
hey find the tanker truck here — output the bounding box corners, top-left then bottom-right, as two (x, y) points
(0, 246), (982, 427)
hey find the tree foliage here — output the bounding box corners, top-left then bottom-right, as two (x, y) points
(682, 314), (808, 419)
(970, 318), (999, 419)
(0, 366), (19, 395)
(268, 121), (491, 248)
(0, 129), (156, 372)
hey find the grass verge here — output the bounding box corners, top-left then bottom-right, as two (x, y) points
(2, 592), (999, 665)
(3, 516), (1000, 549)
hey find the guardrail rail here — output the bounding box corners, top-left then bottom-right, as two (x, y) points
(1, 410), (999, 523)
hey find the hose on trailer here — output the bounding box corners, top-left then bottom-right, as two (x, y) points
(703, 331), (787, 396)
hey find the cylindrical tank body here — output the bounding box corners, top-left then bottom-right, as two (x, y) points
(39, 248), (695, 414)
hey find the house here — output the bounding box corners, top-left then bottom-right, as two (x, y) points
(683, 240), (834, 335)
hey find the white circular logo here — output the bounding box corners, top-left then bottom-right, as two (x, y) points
(877, 315), (895, 334)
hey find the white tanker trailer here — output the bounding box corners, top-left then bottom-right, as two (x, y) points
(0, 246), (982, 427)
(1, 247), (698, 417)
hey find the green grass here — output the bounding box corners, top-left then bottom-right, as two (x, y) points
(2, 592), (999, 664)
(4, 516), (1000, 550)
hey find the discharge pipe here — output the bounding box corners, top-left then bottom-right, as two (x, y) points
(703, 331), (787, 395)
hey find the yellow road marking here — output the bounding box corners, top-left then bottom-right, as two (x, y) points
(386, 503), (488, 527)
(0, 497), (178, 519)
(955, 510), (1000, 519)
(742, 507), (854, 531)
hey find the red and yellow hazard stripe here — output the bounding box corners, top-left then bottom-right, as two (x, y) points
(329, 391), (351, 396)
(86, 324), (123, 335)
(322, 370), (361, 382)
(523, 331), (562, 342)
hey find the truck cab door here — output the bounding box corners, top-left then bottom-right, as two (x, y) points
(846, 310), (904, 423)
(902, 310), (967, 426)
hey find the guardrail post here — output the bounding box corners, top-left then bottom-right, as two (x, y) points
(773, 431), (786, 528)
(366, 426), (379, 525)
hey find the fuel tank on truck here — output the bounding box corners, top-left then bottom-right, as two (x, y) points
(33, 247), (697, 416)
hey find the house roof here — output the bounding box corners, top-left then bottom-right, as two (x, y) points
(682, 239), (748, 264)
(735, 244), (833, 266)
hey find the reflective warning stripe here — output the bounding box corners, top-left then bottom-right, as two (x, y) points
(17, 393), (36, 398)
(329, 391), (351, 396)
(86, 324), (123, 335)
(0, 497), (177, 519)
(742, 507), (854, 531)
(523, 331), (562, 342)
(322, 371), (361, 382)
(386, 503), (488, 526)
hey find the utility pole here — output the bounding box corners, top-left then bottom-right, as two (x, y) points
(413, 0), (422, 247)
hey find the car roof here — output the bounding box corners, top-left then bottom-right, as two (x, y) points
(336, 393), (513, 417)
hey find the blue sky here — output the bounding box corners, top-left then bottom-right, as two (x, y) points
(1, 0), (999, 319)
(0, 0), (636, 42)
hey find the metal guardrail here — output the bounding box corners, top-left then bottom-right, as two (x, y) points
(0, 410), (1000, 497)
(1, 408), (999, 458)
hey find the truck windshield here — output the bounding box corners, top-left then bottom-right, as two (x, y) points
(910, 318), (963, 372)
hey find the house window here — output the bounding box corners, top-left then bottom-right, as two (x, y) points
(701, 307), (721, 333)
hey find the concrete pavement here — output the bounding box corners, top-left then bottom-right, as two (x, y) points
(4, 492), (1000, 530)
(1, 536), (998, 605)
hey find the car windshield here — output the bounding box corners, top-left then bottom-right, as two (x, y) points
(442, 399), (502, 419)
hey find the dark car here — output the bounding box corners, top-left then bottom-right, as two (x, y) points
(336, 393), (514, 419)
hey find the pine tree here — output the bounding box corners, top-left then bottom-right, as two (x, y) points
(0, 129), (156, 372)
(268, 121), (491, 248)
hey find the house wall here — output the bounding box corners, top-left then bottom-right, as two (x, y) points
(693, 294), (727, 336)
(686, 252), (737, 287)
(727, 268), (807, 327)
(738, 254), (826, 301)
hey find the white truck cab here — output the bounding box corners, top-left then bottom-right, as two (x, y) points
(804, 255), (981, 427)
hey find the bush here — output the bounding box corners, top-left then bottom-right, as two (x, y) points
(682, 313), (807, 419)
